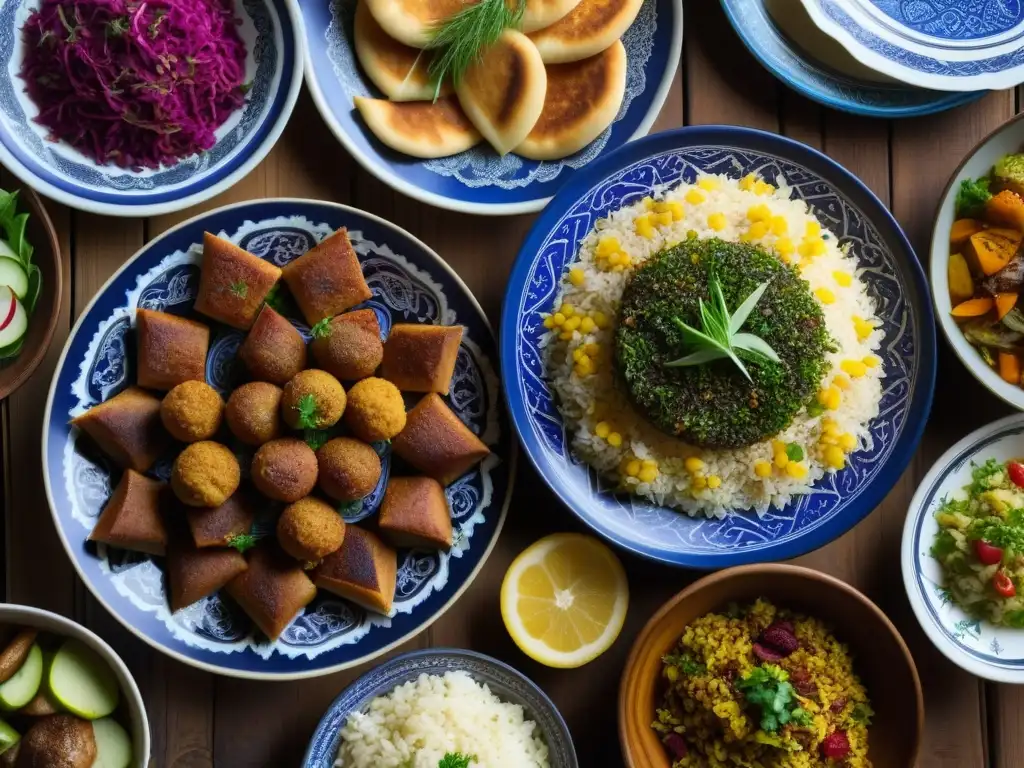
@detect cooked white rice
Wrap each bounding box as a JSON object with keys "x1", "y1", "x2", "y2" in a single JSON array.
[
  {"x1": 334, "y1": 671, "x2": 550, "y2": 768},
  {"x1": 543, "y1": 172, "x2": 884, "y2": 518}
]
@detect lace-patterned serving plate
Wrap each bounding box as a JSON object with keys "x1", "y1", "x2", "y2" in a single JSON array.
[
  {"x1": 42, "y1": 200, "x2": 513, "y2": 679},
  {"x1": 500, "y1": 126, "x2": 936, "y2": 568},
  {"x1": 0, "y1": 0, "x2": 303, "y2": 217},
  {"x1": 298, "y1": 0, "x2": 682, "y2": 215}
]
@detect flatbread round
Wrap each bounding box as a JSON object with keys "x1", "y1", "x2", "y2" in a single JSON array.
[
  {"x1": 455, "y1": 29, "x2": 548, "y2": 156},
  {"x1": 529, "y1": 0, "x2": 643, "y2": 63},
  {"x1": 363, "y1": 0, "x2": 465, "y2": 48},
  {"x1": 516, "y1": 39, "x2": 625, "y2": 160},
  {"x1": 354, "y1": 96, "x2": 482, "y2": 158},
  {"x1": 354, "y1": 2, "x2": 451, "y2": 101},
  {"x1": 522, "y1": 0, "x2": 582, "y2": 33}
]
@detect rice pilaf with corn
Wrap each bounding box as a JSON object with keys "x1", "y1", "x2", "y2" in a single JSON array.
[{"x1": 653, "y1": 599, "x2": 873, "y2": 767}]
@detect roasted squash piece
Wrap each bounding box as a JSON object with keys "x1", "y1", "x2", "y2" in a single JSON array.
[
  {"x1": 951, "y1": 297, "x2": 994, "y2": 318},
  {"x1": 986, "y1": 190, "x2": 1024, "y2": 231},
  {"x1": 951, "y1": 219, "x2": 984, "y2": 248},
  {"x1": 966, "y1": 228, "x2": 1022, "y2": 276},
  {"x1": 999, "y1": 351, "x2": 1021, "y2": 384},
  {"x1": 995, "y1": 292, "x2": 1019, "y2": 321},
  {"x1": 948, "y1": 253, "x2": 974, "y2": 304}
]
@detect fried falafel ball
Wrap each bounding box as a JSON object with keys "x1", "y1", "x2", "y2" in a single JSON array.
[
  {"x1": 172, "y1": 441, "x2": 240, "y2": 507},
  {"x1": 317, "y1": 437, "x2": 382, "y2": 502},
  {"x1": 281, "y1": 370, "x2": 347, "y2": 431},
  {"x1": 276, "y1": 497, "x2": 346, "y2": 564},
  {"x1": 225, "y1": 382, "x2": 283, "y2": 446},
  {"x1": 310, "y1": 312, "x2": 383, "y2": 381},
  {"x1": 160, "y1": 381, "x2": 225, "y2": 443},
  {"x1": 251, "y1": 438, "x2": 318, "y2": 502},
  {"x1": 343, "y1": 377, "x2": 406, "y2": 442}
]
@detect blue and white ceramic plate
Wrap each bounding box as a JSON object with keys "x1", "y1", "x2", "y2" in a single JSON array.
[
  {"x1": 0, "y1": 0, "x2": 302, "y2": 217},
  {"x1": 303, "y1": 648, "x2": 578, "y2": 768},
  {"x1": 801, "y1": 0, "x2": 1024, "y2": 91},
  {"x1": 298, "y1": 0, "x2": 682, "y2": 215},
  {"x1": 902, "y1": 414, "x2": 1024, "y2": 684},
  {"x1": 721, "y1": 0, "x2": 983, "y2": 117},
  {"x1": 501, "y1": 126, "x2": 936, "y2": 568},
  {"x1": 42, "y1": 200, "x2": 514, "y2": 679}
]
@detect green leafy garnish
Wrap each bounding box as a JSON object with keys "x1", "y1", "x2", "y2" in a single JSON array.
[
  {"x1": 438, "y1": 753, "x2": 473, "y2": 768},
  {"x1": 105, "y1": 15, "x2": 129, "y2": 37},
  {"x1": 791, "y1": 708, "x2": 813, "y2": 727},
  {"x1": 806, "y1": 400, "x2": 825, "y2": 417},
  {"x1": 240, "y1": 81, "x2": 253, "y2": 95},
  {"x1": 226, "y1": 533, "x2": 258, "y2": 553},
  {"x1": 294, "y1": 394, "x2": 320, "y2": 430},
  {"x1": 263, "y1": 282, "x2": 288, "y2": 313},
  {"x1": 0, "y1": 189, "x2": 40, "y2": 336},
  {"x1": 304, "y1": 429, "x2": 329, "y2": 451},
  {"x1": 968, "y1": 458, "x2": 1002, "y2": 495},
  {"x1": 57, "y1": 5, "x2": 80, "y2": 43},
  {"x1": 310, "y1": 317, "x2": 332, "y2": 340},
  {"x1": 850, "y1": 702, "x2": 874, "y2": 725},
  {"x1": 229, "y1": 280, "x2": 248, "y2": 299},
  {"x1": 735, "y1": 665, "x2": 808, "y2": 734},
  {"x1": 662, "y1": 653, "x2": 706, "y2": 676},
  {"x1": 338, "y1": 499, "x2": 363, "y2": 517},
  {"x1": 665, "y1": 273, "x2": 781, "y2": 382},
  {"x1": 955, "y1": 177, "x2": 992, "y2": 218},
  {"x1": 785, "y1": 443, "x2": 803, "y2": 462},
  {"x1": 931, "y1": 529, "x2": 959, "y2": 559},
  {"x1": 426, "y1": 0, "x2": 525, "y2": 100}
]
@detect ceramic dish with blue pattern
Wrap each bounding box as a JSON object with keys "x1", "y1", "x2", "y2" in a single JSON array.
[
  {"x1": 801, "y1": 0, "x2": 1024, "y2": 92},
  {"x1": 298, "y1": 0, "x2": 682, "y2": 215},
  {"x1": 902, "y1": 413, "x2": 1024, "y2": 684},
  {"x1": 720, "y1": 0, "x2": 983, "y2": 117},
  {"x1": 0, "y1": 0, "x2": 303, "y2": 217},
  {"x1": 41, "y1": 199, "x2": 513, "y2": 679},
  {"x1": 302, "y1": 648, "x2": 577, "y2": 768},
  {"x1": 500, "y1": 126, "x2": 936, "y2": 568}
]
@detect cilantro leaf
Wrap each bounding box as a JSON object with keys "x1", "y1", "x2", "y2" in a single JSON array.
[
  {"x1": 226, "y1": 532, "x2": 258, "y2": 553},
  {"x1": 229, "y1": 280, "x2": 248, "y2": 299},
  {"x1": 304, "y1": 428, "x2": 329, "y2": 451},
  {"x1": 785, "y1": 443, "x2": 804, "y2": 462},
  {"x1": 791, "y1": 707, "x2": 814, "y2": 727},
  {"x1": 736, "y1": 665, "x2": 805, "y2": 734},
  {"x1": 310, "y1": 317, "x2": 332, "y2": 339},
  {"x1": 955, "y1": 177, "x2": 992, "y2": 218},
  {"x1": 438, "y1": 753, "x2": 472, "y2": 768},
  {"x1": 931, "y1": 529, "x2": 959, "y2": 559},
  {"x1": 294, "y1": 394, "x2": 320, "y2": 430},
  {"x1": 850, "y1": 702, "x2": 874, "y2": 725},
  {"x1": 662, "y1": 653, "x2": 706, "y2": 677}
]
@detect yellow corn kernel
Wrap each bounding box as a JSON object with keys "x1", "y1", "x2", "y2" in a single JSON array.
[
  {"x1": 852, "y1": 316, "x2": 874, "y2": 341},
  {"x1": 798, "y1": 240, "x2": 816, "y2": 259},
  {"x1": 625, "y1": 460, "x2": 641, "y2": 477},
  {"x1": 642, "y1": 197, "x2": 655, "y2": 210},
  {"x1": 833, "y1": 270, "x2": 852, "y2": 287},
  {"x1": 805, "y1": 220, "x2": 821, "y2": 238},
  {"x1": 747, "y1": 204, "x2": 771, "y2": 222},
  {"x1": 774, "y1": 236, "x2": 795, "y2": 258},
  {"x1": 641, "y1": 459, "x2": 658, "y2": 470},
  {"x1": 559, "y1": 331, "x2": 573, "y2": 341},
  {"x1": 863, "y1": 354, "x2": 881, "y2": 369},
  {"x1": 607, "y1": 251, "x2": 623, "y2": 267},
  {"x1": 839, "y1": 433, "x2": 857, "y2": 451},
  {"x1": 832, "y1": 374, "x2": 850, "y2": 390},
  {"x1": 786, "y1": 462, "x2": 808, "y2": 479},
  {"x1": 667, "y1": 201, "x2": 684, "y2": 221},
  {"x1": 638, "y1": 467, "x2": 659, "y2": 484},
  {"x1": 841, "y1": 359, "x2": 867, "y2": 378},
  {"x1": 815, "y1": 288, "x2": 836, "y2": 305},
  {"x1": 754, "y1": 461, "x2": 772, "y2": 478},
  {"x1": 655, "y1": 211, "x2": 673, "y2": 227},
  {"x1": 691, "y1": 473, "x2": 707, "y2": 490},
  {"x1": 620, "y1": 253, "x2": 633, "y2": 266},
  {"x1": 594, "y1": 421, "x2": 611, "y2": 439},
  {"x1": 707, "y1": 474, "x2": 722, "y2": 489},
  {"x1": 684, "y1": 457, "x2": 705, "y2": 474},
  {"x1": 543, "y1": 316, "x2": 555, "y2": 329},
  {"x1": 811, "y1": 238, "x2": 827, "y2": 257},
  {"x1": 685, "y1": 189, "x2": 706, "y2": 205},
  {"x1": 584, "y1": 342, "x2": 600, "y2": 356},
  {"x1": 563, "y1": 316, "x2": 581, "y2": 332},
  {"x1": 579, "y1": 316, "x2": 596, "y2": 334},
  {"x1": 708, "y1": 213, "x2": 727, "y2": 231},
  {"x1": 568, "y1": 268, "x2": 585, "y2": 286},
  {"x1": 572, "y1": 347, "x2": 585, "y2": 362},
  {"x1": 596, "y1": 237, "x2": 620, "y2": 257},
  {"x1": 771, "y1": 440, "x2": 787, "y2": 454},
  {"x1": 769, "y1": 216, "x2": 789, "y2": 236},
  {"x1": 698, "y1": 177, "x2": 720, "y2": 191},
  {"x1": 774, "y1": 452, "x2": 789, "y2": 469},
  {"x1": 574, "y1": 360, "x2": 593, "y2": 377},
  {"x1": 818, "y1": 386, "x2": 841, "y2": 410},
  {"x1": 592, "y1": 311, "x2": 609, "y2": 329},
  {"x1": 824, "y1": 445, "x2": 845, "y2": 470},
  {"x1": 552, "y1": 312, "x2": 566, "y2": 326},
  {"x1": 607, "y1": 432, "x2": 623, "y2": 448},
  {"x1": 739, "y1": 173, "x2": 757, "y2": 191},
  {"x1": 560, "y1": 303, "x2": 575, "y2": 317},
  {"x1": 748, "y1": 221, "x2": 768, "y2": 239},
  {"x1": 636, "y1": 218, "x2": 655, "y2": 239},
  {"x1": 754, "y1": 180, "x2": 774, "y2": 195},
  {"x1": 611, "y1": 265, "x2": 624, "y2": 273}
]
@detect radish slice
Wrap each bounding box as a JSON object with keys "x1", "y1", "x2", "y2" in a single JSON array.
[
  {"x1": 0, "y1": 257, "x2": 28, "y2": 300},
  {"x1": 0, "y1": 288, "x2": 27, "y2": 348}
]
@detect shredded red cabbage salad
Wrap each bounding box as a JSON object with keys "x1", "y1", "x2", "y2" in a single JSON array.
[{"x1": 20, "y1": 0, "x2": 249, "y2": 171}]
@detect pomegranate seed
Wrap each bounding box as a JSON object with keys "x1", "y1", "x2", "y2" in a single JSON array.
[
  {"x1": 752, "y1": 642, "x2": 784, "y2": 662},
  {"x1": 1008, "y1": 461, "x2": 1024, "y2": 488},
  {"x1": 664, "y1": 733, "x2": 688, "y2": 759},
  {"x1": 821, "y1": 730, "x2": 851, "y2": 760},
  {"x1": 759, "y1": 622, "x2": 800, "y2": 656},
  {"x1": 974, "y1": 539, "x2": 1004, "y2": 566},
  {"x1": 994, "y1": 570, "x2": 1016, "y2": 598}
]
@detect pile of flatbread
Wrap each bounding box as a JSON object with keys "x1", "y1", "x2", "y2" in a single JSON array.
[{"x1": 353, "y1": 0, "x2": 643, "y2": 161}]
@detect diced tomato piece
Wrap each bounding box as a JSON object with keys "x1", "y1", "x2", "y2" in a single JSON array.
[
  {"x1": 994, "y1": 570, "x2": 1016, "y2": 598},
  {"x1": 1008, "y1": 461, "x2": 1024, "y2": 488},
  {"x1": 974, "y1": 539, "x2": 1004, "y2": 566}
]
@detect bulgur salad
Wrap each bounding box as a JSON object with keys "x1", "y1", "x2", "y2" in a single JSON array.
[{"x1": 653, "y1": 599, "x2": 873, "y2": 768}]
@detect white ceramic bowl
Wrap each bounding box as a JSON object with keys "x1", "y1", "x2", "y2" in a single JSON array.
[
  {"x1": 0, "y1": 603, "x2": 150, "y2": 765},
  {"x1": 902, "y1": 413, "x2": 1024, "y2": 683},
  {"x1": 930, "y1": 114, "x2": 1024, "y2": 411}
]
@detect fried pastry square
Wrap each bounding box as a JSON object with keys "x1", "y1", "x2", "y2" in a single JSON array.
[
  {"x1": 167, "y1": 543, "x2": 248, "y2": 612},
  {"x1": 281, "y1": 229, "x2": 372, "y2": 325},
  {"x1": 194, "y1": 233, "x2": 283, "y2": 330},
  {"x1": 380, "y1": 324, "x2": 463, "y2": 395},
  {"x1": 312, "y1": 526, "x2": 397, "y2": 615},
  {"x1": 225, "y1": 545, "x2": 317, "y2": 640},
  {"x1": 378, "y1": 476, "x2": 452, "y2": 550},
  {"x1": 89, "y1": 469, "x2": 168, "y2": 556},
  {"x1": 71, "y1": 386, "x2": 168, "y2": 472},
  {"x1": 186, "y1": 491, "x2": 254, "y2": 548},
  {"x1": 135, "y1": 309, "x2": 210, "y2": 391},
  {"x1": 391, "y1": 394, "x2": 490, "y2": 485}
]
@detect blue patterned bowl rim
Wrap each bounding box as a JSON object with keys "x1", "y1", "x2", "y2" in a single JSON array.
[
  {"x1": 499, "y1": 125, "x2": 937, "y2": 568},
  {"x1": 302, "y1": 648, "x2": 578, "y2": 768},
  {"x1": 0, "y1": 0, "x2": 303, "y2": 217},
  {"x1": 297, "y1": 0, "x2": 683, "y2": 216},
  {"x1": 718, "y1": 0, "x2": 984, "y2": 118},
  {"x1": 41, "y1": 198, "x2": 516, "y2": 680}
]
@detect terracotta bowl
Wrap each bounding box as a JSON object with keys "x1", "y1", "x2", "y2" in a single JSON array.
[
  {"x1": 0, "y1": 188, "x2": 61, "y2": 400},
  {"x1": 619, "y1": 564, "x2": 923, "y2": 768}
]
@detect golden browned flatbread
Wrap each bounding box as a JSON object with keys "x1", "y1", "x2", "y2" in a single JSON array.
[
  {"x1": 354, "y1": 96, "x2": 482, "y2": 158},
  {"x1": 354, "y1": 1, "x2": 451, "y2": 100},
  {"x1": 522, "y1": 0, "x2": 582, "y2": 32},
  {"x1": 455, "y1": 29, "x2": 547, "y2": 156},
  {"x1": 529, "y1": 0, "x2": 643, "y2": 63},
  {"x1": 516, "y1": 39, "x2": 625, "y2": 160},
  {"x1": 363, "y1": 0, "x2": 465, "y2": 48}
]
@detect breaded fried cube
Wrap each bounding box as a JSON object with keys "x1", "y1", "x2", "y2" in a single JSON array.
[
  {"x1": 378, "y1": 476, "x2": 452, "y2": 550},
  {"x1": 380, "y1": 324, "x2": 463, "y2": 395},
  {"x1": 194, "y1": 233, "x2": 283, "y2": 330},
  {"x1": 238, "y1": 305, "x2": 307, "y2": 385},
  {"x1": 309, "y1": 309, "x2": 383, "y2": 381},
  {"x1": 225, "y1": 545, "x2": 317, "y2": 640},
  {"x1": 281, "y1": 229, "x2": 372, "y2": 324},
  {"x1": 135, "y1": 309, "x2": 210, "y2": 391},
  {"x1": 71, "y1": 386, "x2": 168, "y2": 472},
  {"x1": 391, "y1": 394, "x2": 489, "y2": 485},
  {"x1": 186, "y1": 491, "x2": 254, "y2": 548},
  {"x1": 312, "y1": 526, "x2": 397, "y2": 615},
  {"x1": 89, "y1": 469, "x2": 168, "y2": 556},
  {"x1": 167, "y1": 543, "x2": 248, "y2": 612}
]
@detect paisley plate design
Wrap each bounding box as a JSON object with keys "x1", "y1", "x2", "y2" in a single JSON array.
[
  {"x1": 0, "y1": 0, "x2": 302, "y2": 217},
  {"x1": 720, "y1": 0, "x2": 983, "y2": 117},
  {"x1": 501, "y1": 126, "x2": 935, "y2": 568},
  {"x1": 299, "y1": 0, "x2": 682, "y2": 215},
  {"x1": 43, "y1": 200, "x2": 513, "y2": 679},
  {"x1": 801, "y1": 0, "x2": 1024, "y2": 91},
  {"x1": 903, "y1": 414, "x2": 1024, "y2": 684},
  {"x1": 302, "y1": 649, "x2": 578, "y2": 768}
]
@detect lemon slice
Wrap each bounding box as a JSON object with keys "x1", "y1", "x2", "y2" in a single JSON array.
[{"x1": 500, "y1": 533, "x2": 629, "y2": 668}]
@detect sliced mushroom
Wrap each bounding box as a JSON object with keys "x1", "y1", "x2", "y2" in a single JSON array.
[{"x1": 0, "y1": 630, "x2": 37, "y2": 685}]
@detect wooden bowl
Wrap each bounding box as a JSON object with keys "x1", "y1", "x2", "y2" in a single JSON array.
[
  {"x1": 619, "y1": 564, "x2": 923, "y2": 768},
  {"x1": 0, "y1": 188, "x2": 62, "y2": 400}
]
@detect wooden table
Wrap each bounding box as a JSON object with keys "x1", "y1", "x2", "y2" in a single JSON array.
[{"x1": 4, "y1": 6, "x2": 1022, "y2": 767}]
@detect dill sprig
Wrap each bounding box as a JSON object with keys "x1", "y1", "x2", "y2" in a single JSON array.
[{"x1": 426, "y1": 0, "x2": 525, "y2": 101}]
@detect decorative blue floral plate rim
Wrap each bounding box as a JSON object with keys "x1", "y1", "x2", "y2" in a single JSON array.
[
  {"x1": 500, "y1": 125, "x2": 936, "y2": 569},
  {"x1": 719, "y1": 0, "x2": 983, "y2": 117},
  {"x1": 0, "y1": 0, "x2": 303, "y2": 217},
  {"x1": 42, "y1": 198, "x2": 515, "y2": 680},
  {"x1": 297, "y1": 0, "x2": 682, "y2": 215},
  {"x1": 302, "y1": 648, "x2": 578, "y2": 768}
]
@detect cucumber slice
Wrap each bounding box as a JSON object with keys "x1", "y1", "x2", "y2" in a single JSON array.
[
  {"x1": 91, "y1": 718, "x2": 132, "y2": 768},
  {"x1": 0, "y1": 287, "x2": 26, "y2": 349},
  {"x1": 0, "y1": 258, "x2": 28, "y2": 301},
  {"x1": 0, "y1": 241, "x2": 17, "y2": 264},
  {"x1": 0, "y1": 718, "x2": 18, "y2": 754},
  {"x1": 48, "y1": 640, "x2": 119, "y2": 720},
  {"x1": 0, "y1": 645, "x2": 41, "y2": 711}
]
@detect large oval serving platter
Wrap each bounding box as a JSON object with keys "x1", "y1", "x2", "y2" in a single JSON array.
[
  {"x1": 42, "y1": 200, "x2": 513, "y2": 679},
  {"x1": 298, "y1": 0, "x2": 682, "y2": 216},
  {"x1": 501, "y1": 126, "x2": 936, "y2": 568},
  {"x1": 0, "y1": 0, "x2": 303, "y2": 217}
]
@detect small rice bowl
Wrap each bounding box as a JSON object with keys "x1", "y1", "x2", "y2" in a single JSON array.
[
  {"x1": 543, "y1": 173, "x2": 884, "y2": 518},
  {"x1": 334, "y1": 671, "x2": 550, "y2": 768}
]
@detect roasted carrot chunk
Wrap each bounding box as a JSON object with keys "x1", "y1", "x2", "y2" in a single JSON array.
[
  {"x1": 951, "y1": 297, "x2": 994, "y2": 318},
  {"x1": 986, "y1": 190, "x2": 1024, "y2": 231},
  {"x1": 999, "y1": 351, "x2": 1021, "y2": 384},
  {"x1": 996, "y1": 292, "x2": 1019, "y2": 320},
  {"x1": 951, "y1": 218, "x2": 984, "y2": 248}
]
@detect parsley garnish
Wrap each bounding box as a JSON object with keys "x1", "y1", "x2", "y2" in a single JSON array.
[
  {"x1": 229, "y1": 280, "x2": 248, "y2": 299},
  {"x1": 785, "y1": 443, "x2": 804, "y2": 462},
  {"x1": 850, "y1": 702, "x2": 874, "y2": 725},
  {"x1": 438, "y1": 753, "x2": 473, "y2": 768},
  {"x1": 294, "y1": 394, "x2": 320, "y2": 430},
  {"x1": 105, "y1": 16, "x2": 129, "y2": 37},
  {"x1": 735, "y1": 665, "x2": 810, "y2": 733},
  {"x1": 310, "y1": 317, "x2": 332, "y2": 340},
  {"x1": 955, "y1": 177, "x2": 992, "y2": 218},
  {"x1": 662, "y1": 653, "x2": 706, "y2": 677},
  {"x1": 931, "y1": 529, "x2": 958, "y2": 559},
  {"x1": 226, "y1": 533, "x2": 258, "y2": 553},
  {"x1": 968, "y1": 458, "x2": 1002, "y2": 495},
  {"x1": 304, "y1": 429, "x2": 329, "y2": 451}
]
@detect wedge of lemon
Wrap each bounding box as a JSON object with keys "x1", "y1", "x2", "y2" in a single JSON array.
[{"x1": 500, "y1": 533, "x2": 629, "y2": 668}]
